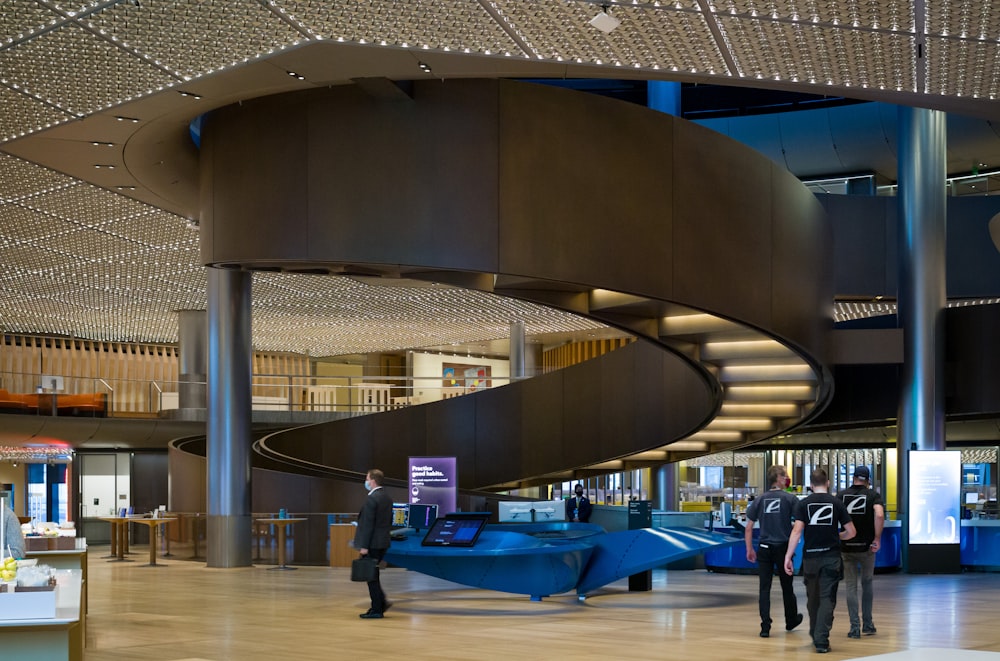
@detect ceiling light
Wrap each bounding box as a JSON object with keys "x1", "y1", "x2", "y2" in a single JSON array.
[
  {"x1": 286, "y1": 71, "x2": 305, "y2": 80},
  {"x1": 589, "y1": 5, "x2": 621, "y2": 33},
  {"x1": 177, "y1": 91, "x2": 202, "y2": 99},
  {"x1": 114, "y1": 116, "x2": 140, "y2": 123},
  {"x1": 418, "y1": 61, "x2": 432, "y2": 74}
]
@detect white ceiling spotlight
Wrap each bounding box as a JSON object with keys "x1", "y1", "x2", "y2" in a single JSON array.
[{"x1": 589, "y1": 4, "x2": 621, "y2": 34}]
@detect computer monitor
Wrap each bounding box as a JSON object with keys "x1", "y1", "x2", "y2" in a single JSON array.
[
  {"x1": 391, "y1": 503, "x2": 409, "y2": 528},
  {"x1": 407, "y1": 503, "x2": 438, "y2": 531},
  {"x1": 531, "y1": 500, "x2": 566, "y2": 521},
  {"x1": 498, "y1": 501, "x2": 534, "y2": 522},
  {"x1": 420, "y1": 513, "x2": 489, "y2": 547}
]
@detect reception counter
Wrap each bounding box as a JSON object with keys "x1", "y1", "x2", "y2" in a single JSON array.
[
  {"x1": 960, "y1": 519, "x2": 1000, "y2": 570},
  {"x1": 705, "y1": 519, "x2": 902, "y2": 573}
]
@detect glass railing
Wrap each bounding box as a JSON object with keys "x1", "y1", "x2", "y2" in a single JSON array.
[{"x1": 0, "y1": 371, "x2": 525, "y2": 418}]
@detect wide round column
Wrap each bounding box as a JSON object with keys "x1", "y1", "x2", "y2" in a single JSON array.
[
  {"x1": 206, "y1": 266, "x2": 253, "y2": 567},
  {"x1": 896, "y1": 106, "x2": 947, "y2": 571},
  {"x1": 654, "y1": 463, "x2": 679, "y2": 511}
]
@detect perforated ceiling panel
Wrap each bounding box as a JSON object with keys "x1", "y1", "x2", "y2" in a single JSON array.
[{"x1": 0, "y1": 0, "x2": 997, "y2": 355}]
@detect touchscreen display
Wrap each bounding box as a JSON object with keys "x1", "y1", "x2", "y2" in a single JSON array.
[{"x1": 420, "y1": 515, "x2": 489, "y2": 547}]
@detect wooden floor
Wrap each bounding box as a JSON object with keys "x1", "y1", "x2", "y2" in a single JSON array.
[{"x1": 81, "y1": 546, "x2": 1000, "y2": 661}]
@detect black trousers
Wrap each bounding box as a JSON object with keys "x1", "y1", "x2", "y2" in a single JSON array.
[
  {"x1": 365, "y1": 547, "x2": 388, "y2": 613},
  {"x1": 756, "y1": 542, "x2": 798, "y2": 629},
  {"x1": 803, "y1": 554, "x2": 843, "y2": 649}
]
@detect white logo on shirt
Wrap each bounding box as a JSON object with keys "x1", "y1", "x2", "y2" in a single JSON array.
[
  {"x1": 844, "y1": 494, "x2": 867, "y2": 515},
  {"x1": 765, "y1": 499, "x2": 782, "y2": 514},
  {"x1": 808, "y1": 503, "x2": 834, "y2": 525}
]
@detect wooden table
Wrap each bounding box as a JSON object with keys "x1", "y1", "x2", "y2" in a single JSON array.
[
  {"x1": 97, "y1": 517, "x2": 132, "y2": 562},
  {"x1": 255, "y1": 518, "x2": 306, "y2": 570},
  {"x1": 127, "y1": 518, "x2": 176, "y2": 566}
]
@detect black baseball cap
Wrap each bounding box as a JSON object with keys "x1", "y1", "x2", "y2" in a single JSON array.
[{"x1": 853, "y1": 466, "x2": 871, "y2": 480}]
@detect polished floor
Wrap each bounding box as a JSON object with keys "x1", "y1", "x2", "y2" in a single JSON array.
[{"x1": 82, "y1": 546, "x2": 1000, "y2": 661}]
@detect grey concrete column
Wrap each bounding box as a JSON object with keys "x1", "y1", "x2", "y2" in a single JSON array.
[
  {"x1": 509, "y1": 320, "x2": 525, "y2": 379},
  {"x1": 177, "y1": 309, "x2": 207, "y2": 409},
  {"x1": 896, "y1": 106, "x2": 947, "y2": 569},
  {"x1": 654, "y1": 463, "x2": 679, "y2": 511},
  {"x1": 647, "y1": 81, "x2": 681, "y2": 116},
  {"x1": 206, "y1": 267, "x2": 253, "y2": 567}
]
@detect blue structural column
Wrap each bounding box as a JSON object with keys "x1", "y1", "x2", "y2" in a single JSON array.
[
  {"x1": 647, "y1": 81, "x2": 681, "y2": 116},
  {"x1": 654, "y1": 464, "x2": 679, "y2": 511},
  {"x1": 896, "y1": 106, "x2": 947, "y2": 571},
  {"x1": 206, "y1": 267, "x2": 253, "y2": 567}
]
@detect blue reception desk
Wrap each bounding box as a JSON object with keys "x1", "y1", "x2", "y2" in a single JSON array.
[
  {"x1": 960, "y1": 520, "x2": 1000, "y2": 570},
  {"x1": 705, "y1": 519, "x2": 903, "y2": 573}
]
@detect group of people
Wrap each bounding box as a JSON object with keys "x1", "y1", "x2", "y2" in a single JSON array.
[
  {"x1": 745, "y1": 465, "x2": 885, "y2": 654},
  {"x1": 353, "y1": 464, "x2": 881, "y2": 651}
]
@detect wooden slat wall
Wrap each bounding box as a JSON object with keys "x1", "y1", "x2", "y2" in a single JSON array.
[
  {"x1": 0, "y1": 333, "x2": 311, "y2": 414},
  {"x1": 542, "y1": 337, "x2": 633, "y2": 373}
]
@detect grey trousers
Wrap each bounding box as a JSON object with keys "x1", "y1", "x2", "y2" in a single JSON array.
[{"x1": 841, "y1": 550, "x2": 876, "y2": 630}]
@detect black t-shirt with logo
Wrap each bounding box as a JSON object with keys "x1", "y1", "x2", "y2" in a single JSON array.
[
  {"x1": 838, "y1": 484, "x2": 884, "y2": 552},
  {"x1": 792, "y1": 492, "x2": 853, "y2": 558},
  {"x1": 745, "y1": 489, "x2": 798, "y2": 545}
]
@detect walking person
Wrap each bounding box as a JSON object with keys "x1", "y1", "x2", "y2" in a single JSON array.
[
  {"x1": 839, "y1": 465, "x2": 885, "y2": 638},
  {"x1": 745, "y1": 465, "x2": 803, "y2": 637},
  {"x1": 784, "y1": 468, "x2": 856, "y2": 654},
  {"x1": 354, "y1": 468, "x2": 393, "y2": 619}
]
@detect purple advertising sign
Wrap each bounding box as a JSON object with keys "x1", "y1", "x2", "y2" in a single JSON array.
[{"x1": 409, "y1": 456, "x2": 457, "y2": 516}]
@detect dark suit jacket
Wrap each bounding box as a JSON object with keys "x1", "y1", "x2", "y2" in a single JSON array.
[
  {"x1": 354, "y1": 486, "x2": 393, "y2": 551},
  {"x1": 565, "y1": 495, "x2": 593, "y2": 523}
]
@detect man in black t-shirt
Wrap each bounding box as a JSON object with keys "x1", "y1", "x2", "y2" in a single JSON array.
[
  {"x1": 784, "y1": 469, "x2": 856, "y2": 654},
  {"x1": 745, "y1": 465, "x2": 803, "y2": 637},
  {"x1": 839, "y1": 465, "x2": 885, "y2": 638}
]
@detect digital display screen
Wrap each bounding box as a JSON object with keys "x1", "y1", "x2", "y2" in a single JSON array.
[
  {"x1": 407, "y1": 503, "x2": 438, "y2": 530},
  {"x1": 420, "y1": 514, "x2": 489, "y2": 547},
  {"x1": 909, "y1": 450, "x2": 960, "y2": 545},
  {"x1": 391, "y1": 503, "x2": 409, "y2": 528}
]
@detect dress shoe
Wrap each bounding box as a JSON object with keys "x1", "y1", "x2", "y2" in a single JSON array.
[
  {"x1": 815, "y1": 645, "x2": 830, "y2": 654},
  {"x1": 759, "y1": 629, "x2": 769, "y2": 638},
  {"x1": 862, "y1": 625, "x2": 877, "y2": 635},
  {"x1": 786, "y1": 613, "x2": 804, "y2": 631},
  {"x1": 359, "y1": 611, "x2": 384, "y2": 619},
  {"x1": 847, "y1": 627, "x2": 861, "y2": 639}
]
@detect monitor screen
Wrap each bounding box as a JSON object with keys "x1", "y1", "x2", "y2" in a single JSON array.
[
  {"x1": 407, "y1": 503, "x2": 439, "y2": 530},
  {"x1": 498, "y1": 501, "x2": 534, "y2": 522},
  {"x1": 420, "y1": 513, "x2": 489, "y2": 547},
  {"x1": 391, "y1": 503, "x2": 409, "y2": 528}
]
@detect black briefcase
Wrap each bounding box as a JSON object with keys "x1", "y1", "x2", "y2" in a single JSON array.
[{"x1": 351, "y1": 556, "x2": 378, "y2": 582}]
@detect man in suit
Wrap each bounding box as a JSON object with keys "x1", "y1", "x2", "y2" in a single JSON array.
[
  {"x1": 354, "y1": 468, "x2": 393, "y2": 619},
  {"x1": 565, "y1": 483, "x2": 592, "y2": 523}
]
